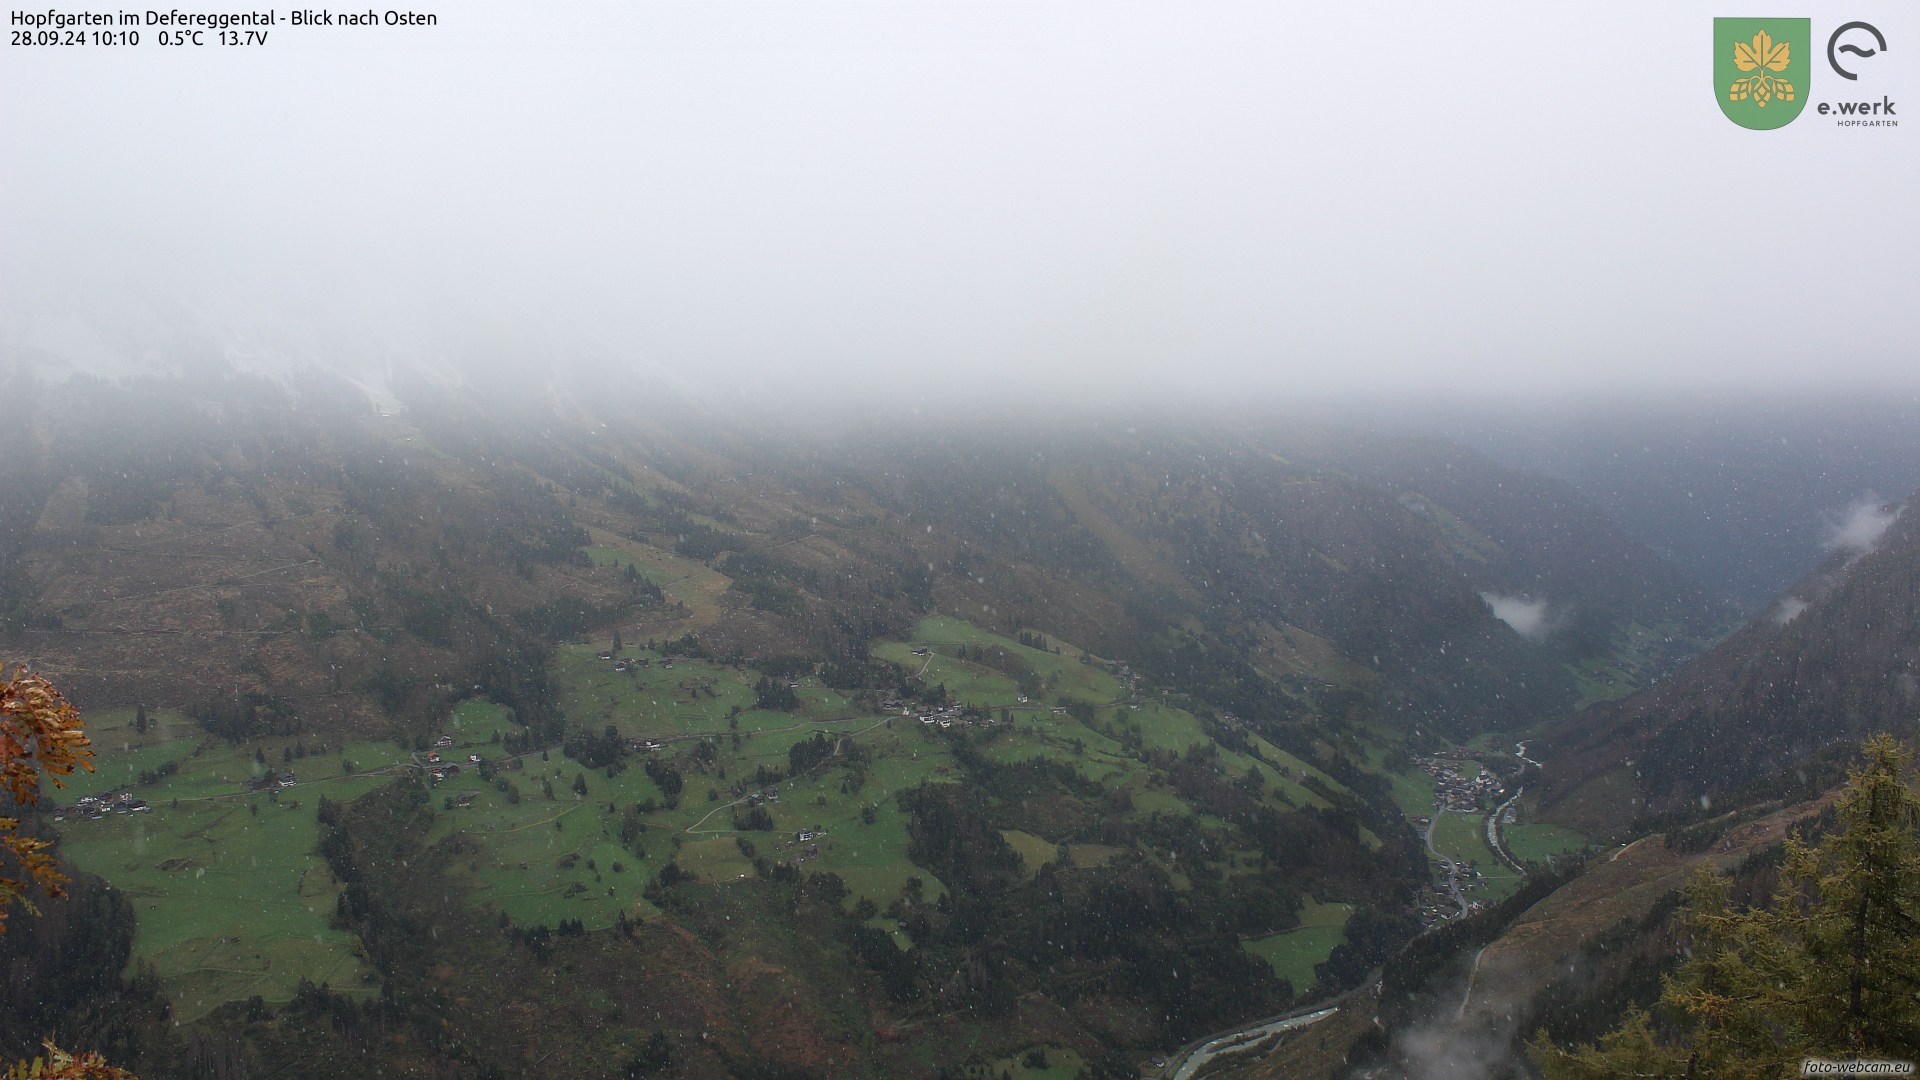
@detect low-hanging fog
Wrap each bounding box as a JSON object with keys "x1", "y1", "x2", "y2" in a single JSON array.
[{"x1": 3, "y1": 1, "x2": 1916, "y2": 416}]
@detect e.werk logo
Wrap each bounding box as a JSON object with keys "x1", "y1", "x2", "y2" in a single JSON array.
[
  {"x1": 1716, "y1": 18, "x2": 1812, "y2": 128},
  {"x1": 1715, "y1": 17, "x2": 1897, "y2": 129},
  {"x1": 1828, "y1": 21, "x2": 1888, "y2": 80}
]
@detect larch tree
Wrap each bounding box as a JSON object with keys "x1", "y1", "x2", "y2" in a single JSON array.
[
  {"x1": 1531, "y1": 734, "x2": 1920, "y2": 1077},
  {"x1": 1, "y1": 668, "x2": 96, "y2": 931},
  {"x1": 1, "y1": 667, "x2": 140, "y2": 1079}
]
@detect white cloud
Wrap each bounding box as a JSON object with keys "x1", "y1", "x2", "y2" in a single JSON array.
[
  {"x1": 1822, "y1": 496, "x2": 1903, "y2": 559},
  {"x1": 1482, "y1": 592, "x2": 1550, "y2": 642}
]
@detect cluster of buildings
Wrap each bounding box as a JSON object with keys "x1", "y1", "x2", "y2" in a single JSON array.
[
  {"x1": 911, "y1": 703, "x2": 982, "y2": 729},
  {"x1": 596, "y1": 652, "x2": 678, "y2": 672},
  {"x1": 1417, "y1": 880, "x2": 1486, "y2": 925},
  {"x1": 52, "y1": 791, "x2": 152, "y2": 821},
  {"x1": 1418, "y1": 754, "x2": 1506, "y2": 812},
  {"x1": 423, "y1": 737, "x2": 484, "y2": 783},
  {"x1": 243, "y1": 772, "x2": 299, "y2": 792}
]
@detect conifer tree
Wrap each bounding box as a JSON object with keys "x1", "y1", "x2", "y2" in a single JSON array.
[{"x1": 1531, "y1": 734, "x2": 1920, "y2": 1076}]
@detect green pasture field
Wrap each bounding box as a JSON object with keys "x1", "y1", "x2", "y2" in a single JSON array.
[
  {"x1": 584, "y1": 544, "x2": 680, "y2": 586},
  {"x1": 555, "y1": 644, "x2": 862, "y2": 740},
  {"x1": 581, "y1": 526, "x2": 734, "y2": 620},
  {"x1": 978, "y1": 717, "x2": 1135, "y2": 788},
  {"x1": 1474, "y1": 858, "x2": 1525, "y2": 902},
  {"x1": 1242, "y1": 899, "x2": 1353, "y2": 997},
  {"x1": 871, "y1": 642, "x2": 1029, "y2": 712},
  {"x1": 887, "y1": 615, "x2": 1129, "y2": 705},
  {"x1": 54, "y1": 727, "x2": 420, "y2": 1021},
  {"x1": 446, "y1": 698, "x2": 519, "y2": 743},
  {"x1": 1382, "y1": 765, "x2": 1437, "y2": 819},
  {"x1": 676, "y1": 836, "x2": 756, "y2": 882},
  {"x1": 421, "y1": 701, "x2": 952, "y2": 924},
  {"x1": 1430, "y1": 809, "x2": 1490, "y2": 867},
  {"x1": 1248, "y1": 733, "x2": 1347, "y2": 802},
  {"x1": 1127, "y1": 702, "x2": 1208, "y2": 754},
  {"x1": 424, "y1": 761, "x2": 661, "y2": 930},
  {"x1": 1430, "y1": 810, "x2": 1526, "y2": 902},
  {"x1": 1068, "y1": 844, "x2": 1122, "y2": 869},
  {"x1": 978, "y1": 1045, "x2": 1088, "y2": 1080},
  {"x1": 583, "y1": 525, "x2": 730, "y2": 577},
  {"x1": 864, "y1": 915, "x2": 912, "y2": 951},
  {"x1": 735, "y1": 717, "x2": 954, "y2": 909},
  {"x1": 1474, "y1": 857, "x2": 1520, "y2": 899},
  {"x1": 1504, "y1": 822, "x2": 1588, "y2": 864},
  {"x1": 549, "y1": 638, "x2": 970, "y2": 912},
  {"x1": 1001, "y1": 829, "x2": 1060, "y2": 876},
  {"x1": 807, "y1": 800, "x2": 935, "y2": 910}
]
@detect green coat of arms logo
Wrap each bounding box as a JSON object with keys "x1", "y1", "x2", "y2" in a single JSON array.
[{"x1": 1715, "y1": 18, "x2": 1812, "y2": 128}]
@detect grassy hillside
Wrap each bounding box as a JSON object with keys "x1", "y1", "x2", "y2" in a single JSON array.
[
  {"x1": 38, "y1": 613, "x2": 1469, "y2": 1075},
  {"x1": 0, "y1": 373, "x2": 1731, "y2": 1077}
]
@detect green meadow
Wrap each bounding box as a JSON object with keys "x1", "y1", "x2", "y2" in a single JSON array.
[
  {"x1": 1430, "y1": 810, "x2": 1525, "y2": 902},
  {"x1": 1430, "y1": 810, "x2": 1489, "y2": 867},
  {"x1": 1001, "y1": 829, "x2": 1061, "y2": 877},
  {"x1": 873, "y1": 615, "x2": 1130, "y2": 707},
  {"x1": 55, "y1": 719, "x2": 420, "y2": 1020},
  {"x1": 980, "y1": 1045, "x2": 1088, "y2": 1080},
  {"x1": 555, "y1": 644, "x2": 860, "y2": 740},
  {"x1": 1242, "y1": 899, "x2": 1354, "y2": 997},
  {"x1": 1504, "y1": 822, "x2": 1588, "y2": 864}
]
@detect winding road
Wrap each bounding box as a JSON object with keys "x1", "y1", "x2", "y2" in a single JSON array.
[{"x1": 1167, "y1": 1006, "x2": 1340, "y2": 1080}]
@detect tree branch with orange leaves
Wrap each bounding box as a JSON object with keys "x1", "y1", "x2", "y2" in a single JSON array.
[{"x1": 1, "y1": 666, "x2": 96, "y2": 932}]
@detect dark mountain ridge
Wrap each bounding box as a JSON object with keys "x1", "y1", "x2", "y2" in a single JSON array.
[
  {"x1": 1535, "y1": 492, "x2": 1918, "y2": 836},
  {"x1": 1, "y1": 372, "x2": 1726, "y2": 745}
]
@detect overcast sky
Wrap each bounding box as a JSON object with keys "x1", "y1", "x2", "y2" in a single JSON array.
[{"x1": 3, "y1": 2, "x2": 1914, "y2": 409}]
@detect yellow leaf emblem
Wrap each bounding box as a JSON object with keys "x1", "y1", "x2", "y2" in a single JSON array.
[{"x1": 1728, "y1": 31, "x2": 1795, "y2": 107}]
